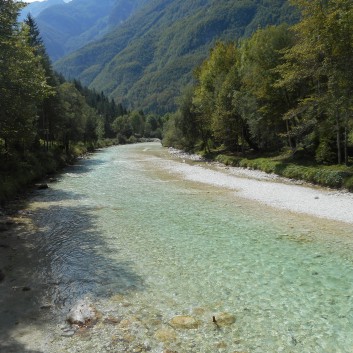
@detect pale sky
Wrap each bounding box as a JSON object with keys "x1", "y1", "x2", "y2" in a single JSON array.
[{"x1": 21, "y1": 0, "x2": 71, "y2": 3}]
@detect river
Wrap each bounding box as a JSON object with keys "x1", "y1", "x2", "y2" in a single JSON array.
[{"x1": 1, "y1": 142, "x2": 353, "y2": 353}]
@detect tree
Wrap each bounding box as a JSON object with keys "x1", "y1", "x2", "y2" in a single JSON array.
[
  {"x1": 278, "y1": 0, "x2": 353, "y2": 163},
  {"x1": 24, "y1": 13, "x2": 58, "y2": 149},
  {"x1": 240, "y1": 24, "x2": 295, "y2": 151},
  {"x1": 55, "y1": 83, "x2": 92, "y2": 150},
  {"x1": 0, "y1": 0, "x2": 52, "y2": 152},
  {"x1": 193, "y1": 42, "x2": 238, "y2": 151}
]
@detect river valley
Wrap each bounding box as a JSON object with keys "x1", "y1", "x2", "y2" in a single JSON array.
[{"x1": 1, "y1": 142, "x2": 353, "y2": 353}]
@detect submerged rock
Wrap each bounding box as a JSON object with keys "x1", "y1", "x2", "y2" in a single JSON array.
[
  {"x1": 154, "y1": 328, "x2": 177, "y2": 342},
  {"x1": 61, "y1": 328, "x2": 76, "y2": 337},
  {"x1": 213, "y1": 312, "x2": 236, "y2": 326},
  {"x1": 67, "y1": 299, "x2": 98, "y2": 326},
  {"x1": 169, "y1": 315, "x2": 200, "y2": 329}
]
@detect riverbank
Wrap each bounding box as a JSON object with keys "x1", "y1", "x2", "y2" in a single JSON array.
[
  {"x1": 166, "y1": 147, "x2": 353, "y2": 224},
  {"x1": 0, "y1": 139, "x2": 122, "y2": 207},
  {"x1": 168, "y1": 148, "x2": 353, "y2": 191}
]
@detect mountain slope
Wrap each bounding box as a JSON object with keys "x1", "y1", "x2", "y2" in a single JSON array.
[
  {"x1": 54, "y1": 0, "x2": 299, "y2": 113},
  {"x1": 35, "y1": 0, "x2": 148, "y2": 61},
  {"x1": 19, "y1": 0, "x2": 65, "y2": 22}
]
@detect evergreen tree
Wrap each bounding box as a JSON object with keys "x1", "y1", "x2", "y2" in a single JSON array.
[{"x1": 0, "y1": 0, "x2": 52, "y2": 152}]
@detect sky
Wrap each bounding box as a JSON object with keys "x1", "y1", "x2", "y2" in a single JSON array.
[{"x1": 22, "y1": 0, "x2": 71, "y2": 2}]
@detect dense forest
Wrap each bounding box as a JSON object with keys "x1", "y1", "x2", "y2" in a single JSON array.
[
  {"x1": 164, "y1": 0, "x2": 353, "y2": 171},
  {"x1": 0, "y1": 1, "x2": 161, "y2": 202}
]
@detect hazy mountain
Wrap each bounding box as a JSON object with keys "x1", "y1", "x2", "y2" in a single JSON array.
[
  {"x1": 19, "y1": 0, "x2": 65, "y2": 22},
  {"x1": 54, "y1": 0, "x2": 298, "y2": 113},
  {"x1": 33, "y1": 0, "x2": 148, "y2": 61}
]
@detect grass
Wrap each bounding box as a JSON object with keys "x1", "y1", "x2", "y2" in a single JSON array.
[{"x1": 207, "y1": 152, "x2": 353, "y2": 191}]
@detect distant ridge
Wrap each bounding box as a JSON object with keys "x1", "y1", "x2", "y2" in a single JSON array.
[
  {"x1": 32, "y1": 0, "x2": 147, "y2": 61},
  {"x1": 19, "y1": 0, "x2": 65, "y2": 22},
  {"x1": 53, "y1": 0, "x2": 298, "y2": 113}
]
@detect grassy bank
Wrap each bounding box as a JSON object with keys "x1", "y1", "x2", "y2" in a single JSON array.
[{"x1": 202, "y1": 152, "x2": 353, "y2": 192}]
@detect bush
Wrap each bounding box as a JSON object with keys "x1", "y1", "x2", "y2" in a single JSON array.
[
  {"x1": 343, "y1": 176, "x2": 353, "y2": 191},
  {"x1": 212, "y1": 152, "x2": 353, "y2": 191},
  {"x1": 315, "y1": 140, "x2": 336, "y2": 164}
]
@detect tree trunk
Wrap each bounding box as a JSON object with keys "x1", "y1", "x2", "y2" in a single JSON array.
[{"x1": 335, "y1": 109, "x2": 341, "y2": 165}]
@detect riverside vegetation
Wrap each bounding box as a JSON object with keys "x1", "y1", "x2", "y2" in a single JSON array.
[
  {"x1": 1, "y1": 0, "x2": 353, "y2": 205},
  {"x1": 0, "y1": 2, "x2": 162, "y2": 204},
  {"x1": 163, "y1": 0, "x2": 353, "y2": 191}
]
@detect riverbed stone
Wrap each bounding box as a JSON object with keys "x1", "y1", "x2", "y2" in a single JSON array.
[
  {"x1": 213, "y1": 312, "x2": 236, "y2": 326},
  {"x1": 67, "y1": 299, "x2": 98, "y2": 326},
  {"x1": 154, "y1": 328, "x2": 177, "y2": 342},
  {"x1": 103, "y1": 316, "x2": 121, "y2": 325},
  {"x1": 169, "y1": 315, "x2": 200, "y2": 329}
]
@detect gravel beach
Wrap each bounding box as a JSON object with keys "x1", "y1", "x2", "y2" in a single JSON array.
[{"x1": 165, "y1": 148, "x2": 353, "y2": 225}]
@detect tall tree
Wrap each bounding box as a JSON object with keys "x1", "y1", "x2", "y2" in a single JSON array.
[
  {"x1": 240, "y1": 24, "x2": 295, "y2": 151},
  {"x1": 24, "y1": 13, "x2": 58, "y2": 149},
  {"x1": 278, "y1": 0, "x2": 353, "y2": 163},
  {"x1": 193, "y1": 42, "x2": 238, "y2": 151},
  {"x1": 0, "y1": 0, "x2": 52, "y2": 152}
]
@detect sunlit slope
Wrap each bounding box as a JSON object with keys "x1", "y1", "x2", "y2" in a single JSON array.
[{"x1": 54, "y1": 0, "x2": 298, "y2": 113}]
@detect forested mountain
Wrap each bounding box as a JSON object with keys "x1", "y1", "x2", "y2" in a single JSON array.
[
  {"x1": 54, "y1": 0, "x2": 299, "y2": 113},
  {"x1": 34, "y1": 0, "x2": 148, "y2": 61}
]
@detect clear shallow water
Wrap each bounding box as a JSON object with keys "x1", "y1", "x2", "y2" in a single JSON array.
[{"x1": 1, "y1": 143, "x2": 353, "y2": 353}]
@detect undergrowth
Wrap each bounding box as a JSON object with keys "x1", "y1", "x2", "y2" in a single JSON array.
[{"x1": 214, "y1": 154, "x2": 353, "y2": 191}]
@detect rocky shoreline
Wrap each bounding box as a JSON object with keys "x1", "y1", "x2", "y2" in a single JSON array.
[{"x1": 166, "y1": 147, "x2": 353, "y2": 224}]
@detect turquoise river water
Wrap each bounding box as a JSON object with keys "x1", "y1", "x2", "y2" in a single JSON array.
[{"x1": 1, "y1": 143, "x2": 353, "y2": 353}]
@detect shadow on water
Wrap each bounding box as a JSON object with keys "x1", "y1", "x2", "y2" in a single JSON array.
[
  {"x1": 0, "y1": 186, "x2": 144, "y2": 352},
  {"x1": 59, "y1": 151, "x2": 109, "y2": 176}
]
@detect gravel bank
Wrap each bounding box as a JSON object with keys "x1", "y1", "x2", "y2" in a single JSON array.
[{"x1": 164, "y1": 148, "x2": 353, "y2": 224}]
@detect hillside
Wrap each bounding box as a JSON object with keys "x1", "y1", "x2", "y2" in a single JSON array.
[
  {"x1": 54, "y1": 0, "x2": 299, "y2": 113},
  {"x1": 19, "y1": 0, "x2": 65, "y2": 22},
  {"x1": 34, "y1": 0, "x2": 148, "y2": 61}
]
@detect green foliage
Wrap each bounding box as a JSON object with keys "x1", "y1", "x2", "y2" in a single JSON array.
[
  {"x1": 111, "y1": 110, "x2": 164, "y2": 143},
  {"x1": 0, "y1": 2, "x2": 53, "y2": 151},
  {"x1": 162, "y1": 113, "x2": 187, "y2": 149},
  {"x1": 0, "y1": 5, "x2": 129, "y2": 203},
  {"x1": 315, "y1": 140, "x2": 337, "y2": 165},
  {"x1": 214, "y1": 154, "x2": 353, "y2": 189},
  {"x1": 169, "y1": 0, "x2": 353, "y2": 177}
]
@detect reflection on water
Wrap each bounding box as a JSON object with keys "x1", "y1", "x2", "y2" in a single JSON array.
[{"x1": 1, "y1": 143, "x2": 353, "y2": 353}]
